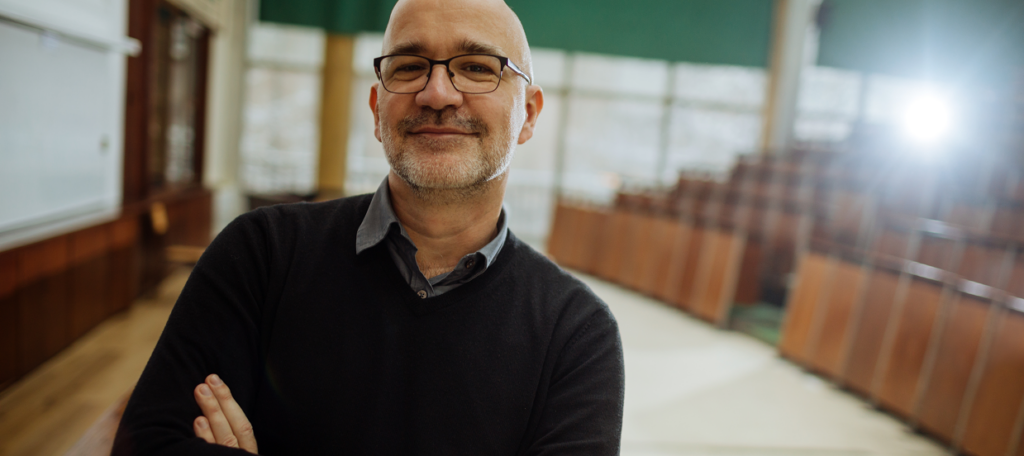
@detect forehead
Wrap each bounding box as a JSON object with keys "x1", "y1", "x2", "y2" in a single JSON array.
[{"x1": 383, "y1": 1, "x2": 514, "y2": 58}]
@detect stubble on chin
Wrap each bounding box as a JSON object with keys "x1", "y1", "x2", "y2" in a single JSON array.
[{"x1": 381, "y1": 107, "x2": 512, "y2": 203}]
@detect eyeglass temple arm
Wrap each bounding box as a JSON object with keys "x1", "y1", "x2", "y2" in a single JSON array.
[{"x1": 505, "y1": 59, "x2": 532, "y2": 85}]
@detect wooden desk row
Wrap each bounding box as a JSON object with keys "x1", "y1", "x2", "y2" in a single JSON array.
[
  {"x1": 547, "y1": 185, "x2": 820, "y2": 327},
  {"x1": 780, "y1": 221, "x2": 1024, "y2": 456}
]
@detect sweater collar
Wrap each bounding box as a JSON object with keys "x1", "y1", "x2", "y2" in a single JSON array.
[{"x1": 354, "y1": 176, "x2": 508, "y2": 271}]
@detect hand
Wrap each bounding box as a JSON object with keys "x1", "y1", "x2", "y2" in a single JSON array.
[{"x1": 193, "y1": 374, "x2": 258, "y2": 454}]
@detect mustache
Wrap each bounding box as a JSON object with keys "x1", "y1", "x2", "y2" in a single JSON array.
[{"x1": 397, "y1": 107, "x2": 487, "y2": 136}]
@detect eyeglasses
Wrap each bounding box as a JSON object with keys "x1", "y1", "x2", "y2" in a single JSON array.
[{"x1": 373, "y1": 53, "x2": 532, "y2": 94}]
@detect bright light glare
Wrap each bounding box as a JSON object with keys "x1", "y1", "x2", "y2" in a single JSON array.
[{"x1": 901, "y1": 92, "x2": 954, "y2": 146}]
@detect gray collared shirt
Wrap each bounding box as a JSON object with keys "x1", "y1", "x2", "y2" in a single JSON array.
[{"x1": 355, "y1": 177, "x2": 508, "y2": 299}]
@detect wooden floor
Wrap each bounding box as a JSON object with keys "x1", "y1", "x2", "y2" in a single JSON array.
[{"x1": 0, "y1": 267, "x2": 190, "y2": 456}]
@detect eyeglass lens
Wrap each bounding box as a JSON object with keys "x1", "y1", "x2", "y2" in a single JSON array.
[{"x1": 379, "y1": 55, "x2": 503, "y2": 94}]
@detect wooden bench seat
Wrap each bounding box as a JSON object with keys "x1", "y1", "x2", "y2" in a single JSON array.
[
  {"x1": 778, "y1": 251, "x2": 835, "y2": 363},
  {"x1": 957, "y1": 299, "x2": 1024, "y2": 456}
]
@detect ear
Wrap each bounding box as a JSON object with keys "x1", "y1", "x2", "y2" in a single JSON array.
[
  {"x1": 516, "y1": 85, "x2": 544, "y2": 145},
  {"x1": 370, "y1": 82, "x2": 382, "y2": 143}
]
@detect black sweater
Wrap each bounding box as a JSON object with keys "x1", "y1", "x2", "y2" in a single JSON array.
[{"x1": 112, "y1": 194, "x2": 624, "y2": 455}]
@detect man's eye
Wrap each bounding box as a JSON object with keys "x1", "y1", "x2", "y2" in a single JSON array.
[
  {"x1": 463, "y1": 64, "x2": 494, "y2": 74},
  {"x1": 395, "y1": 64, "x2": 426, "y2": 73}
]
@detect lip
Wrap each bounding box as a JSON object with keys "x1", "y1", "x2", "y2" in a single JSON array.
[{"x1": 408, "y1": 127, "x2": 475, "y2": 135}]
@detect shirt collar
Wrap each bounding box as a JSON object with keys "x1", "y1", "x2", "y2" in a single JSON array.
[
  {"x1": 355, "y1": 176, "x2": 509, "y2": 268},
  {"x1": 355, "y1": 177, "x2": 404, "y2": 254}
]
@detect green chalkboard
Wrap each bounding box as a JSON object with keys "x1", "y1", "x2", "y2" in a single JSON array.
[
  {"x1": 258, "y1": 0, "x2": 775, "y2": 68},
  {"x1": 817, "y1": 0, "x2": 1024, "y2": 86}
]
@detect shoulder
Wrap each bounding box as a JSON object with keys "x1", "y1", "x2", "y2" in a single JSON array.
[
  {"x1": 247, "y1": 193, "x2": 374, "y2": 227},
  {"x1": 223, "y1": 194, "x2": 373, "y2": 239},
  {"x1": 504, "y1": 233, "x2": 618, "y2": 334}
]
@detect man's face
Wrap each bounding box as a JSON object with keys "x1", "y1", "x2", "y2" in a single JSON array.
[{"x1": 370, "y1": 0, "x2": 541, "y2": 192}]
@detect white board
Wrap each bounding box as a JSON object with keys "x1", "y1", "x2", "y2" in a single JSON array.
[{"x1": 0, "y1": 0, "x2": 127, "y2": 250}]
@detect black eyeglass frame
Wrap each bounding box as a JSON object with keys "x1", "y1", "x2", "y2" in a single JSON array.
[{"x1": 373, "y1": 53, "x2": 533, "y2": 94}]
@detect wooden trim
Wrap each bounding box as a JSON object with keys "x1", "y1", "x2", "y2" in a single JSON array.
[
  {"x1": 123, "y1": 0, "x2": 156, "y2": 204},
  {"x1": 192, "y1": 27, "x2": 211, "y2": 185}
]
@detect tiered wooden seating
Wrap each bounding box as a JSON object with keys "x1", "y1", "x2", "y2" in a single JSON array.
[
  {"x1": 778, "y1": 250, "x2": 834, "y2": 363},
  {"x1": 636, "y1": 198, "x2": 680, "y2": 297},
  {"x1": 839, "y1": 257, "x2": 904, "y2": 396},
  {"x1": 958, "y1": 299, "x2": 1024, "y2": 456},
  {"x1": 873, "y1": 222, "x2": 961, "y2": 418},
  {"x1": 661, "y1": 180, "x2": 718, "y2": 310},
  {"x1": 546, "y1": 146, "x2": 1024, "y2": 454},
  {"x1": 909, "y1": 233, "x2": 1014, "y2": 443},
  {"x1": 804, "y1": 244, "x2": 868, "y2": 378},
  {"x1": 545, "y1": 201, "x2": 572, "y2": 264},
  {"x1": 595, "y1": 202, "x2": 631, "y2": 280}
]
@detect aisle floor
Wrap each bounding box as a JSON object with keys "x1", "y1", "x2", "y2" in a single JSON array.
[{"x1": 576, "y1": 271, "x2": 950, "y2": 456}]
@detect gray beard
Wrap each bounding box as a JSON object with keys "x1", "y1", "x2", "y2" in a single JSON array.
[{"x1": 381, "y1": 107, "x2": 515, "y2": 204}]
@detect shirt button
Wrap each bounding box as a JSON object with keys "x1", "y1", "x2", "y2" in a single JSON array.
[
  {"x1": 417, "y1": 290, "x2": 427, "y2": 299},
  {"x1": 465, "y1": 258, "x2": 476, "y2": 269}
]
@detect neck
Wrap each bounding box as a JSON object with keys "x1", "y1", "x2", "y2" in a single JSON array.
[{"x1": 388, "y1": 171, "x2": 507, "y2": 278}]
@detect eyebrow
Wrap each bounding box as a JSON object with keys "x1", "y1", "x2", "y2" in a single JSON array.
[{"x1": 385, "y1": 39, "x2": 506, "y2": 57}]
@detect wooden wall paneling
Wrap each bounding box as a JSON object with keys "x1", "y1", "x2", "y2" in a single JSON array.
[
  {"x1": 957, "y1": 304, "x2": 1024, "y2": 456},
  {"x1": 626, "y1": 214, "x2": 657, "y2": 291},
  {"x1": 15, "y1": 236, "x2": 71, "y2": 374},
  {"x1": 873, "y1": 274, "x2": 947, "y2": 418},
  {"x1": 840, "y1": 266, "x2": 904, "y2": 395},
  {"x1": 655, "y1": 220, "x2": 694, "y2": 304},
  {"x1": 0, "y1": 249, "x2": 18, "y2": 389},
  {"x1": 68, "y1": 225, "x2": 112, "y2": 341},
  {"x1": 123, "y1": 0, "x2": 156, "y2": 204},
  {"x1": 777, "y1": 251, "x2": 835, "y2": 363},
  {"x1": 913, "y1": 292, "x2": 994, "y2": 444},
  {"x1": 807, "y1": 257, "x2": 868, "y2": 378},
  {"x1": 108, "y1": 216, "x2": 140, "y2": 315}
]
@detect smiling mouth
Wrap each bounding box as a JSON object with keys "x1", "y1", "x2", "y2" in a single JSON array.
[{"x1": 408, "y1": 128, "x2": 476, "y2": 136}]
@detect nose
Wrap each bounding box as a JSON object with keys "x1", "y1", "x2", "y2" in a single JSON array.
[{"x1": 415, "y1": 64, "x2": 464, "y2": 111}]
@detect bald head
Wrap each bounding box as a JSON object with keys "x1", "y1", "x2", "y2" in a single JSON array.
[{"x1": 382, "y1": 0, "x2": 533, "y2": 81}]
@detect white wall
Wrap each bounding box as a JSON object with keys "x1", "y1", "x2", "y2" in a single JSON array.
[{"x1": 0, "y1": 0, "x2": 129, "y2": 250}]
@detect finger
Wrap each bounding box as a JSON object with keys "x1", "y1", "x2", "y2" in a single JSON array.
[
  {"x1": 193, "y1": 416, "x2": 215, "y2": 444},
  {"x1": 207, "y1": 374, "x2": 258, "y2": 453},
  {"x1": 194, "y1": 383, "x2": 239, "y2": 448}
]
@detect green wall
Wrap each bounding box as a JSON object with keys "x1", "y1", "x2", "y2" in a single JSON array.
[
  {"x1": 817, "y1": 0, "x2": 1024, "y2": 86},
  {"x1": 258, "y1": 0, "x2": 776, "y2": 68}
]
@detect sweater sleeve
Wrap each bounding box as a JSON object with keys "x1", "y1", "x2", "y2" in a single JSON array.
[
  {"x1": 526, "y1": 304, "x2": 626, "y2": 455},
  {"x1": 111, "y1": 210, "x2": 271, "y2": 456}
]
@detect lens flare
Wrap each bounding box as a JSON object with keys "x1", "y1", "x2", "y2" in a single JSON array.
[{"x1": 901, "y1": 92, "x2": 954, "y2": 146}]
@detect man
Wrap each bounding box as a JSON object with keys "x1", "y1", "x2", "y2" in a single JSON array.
[{"x1": 112, "y1": 0, "x2": 624, "y2": 454}]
